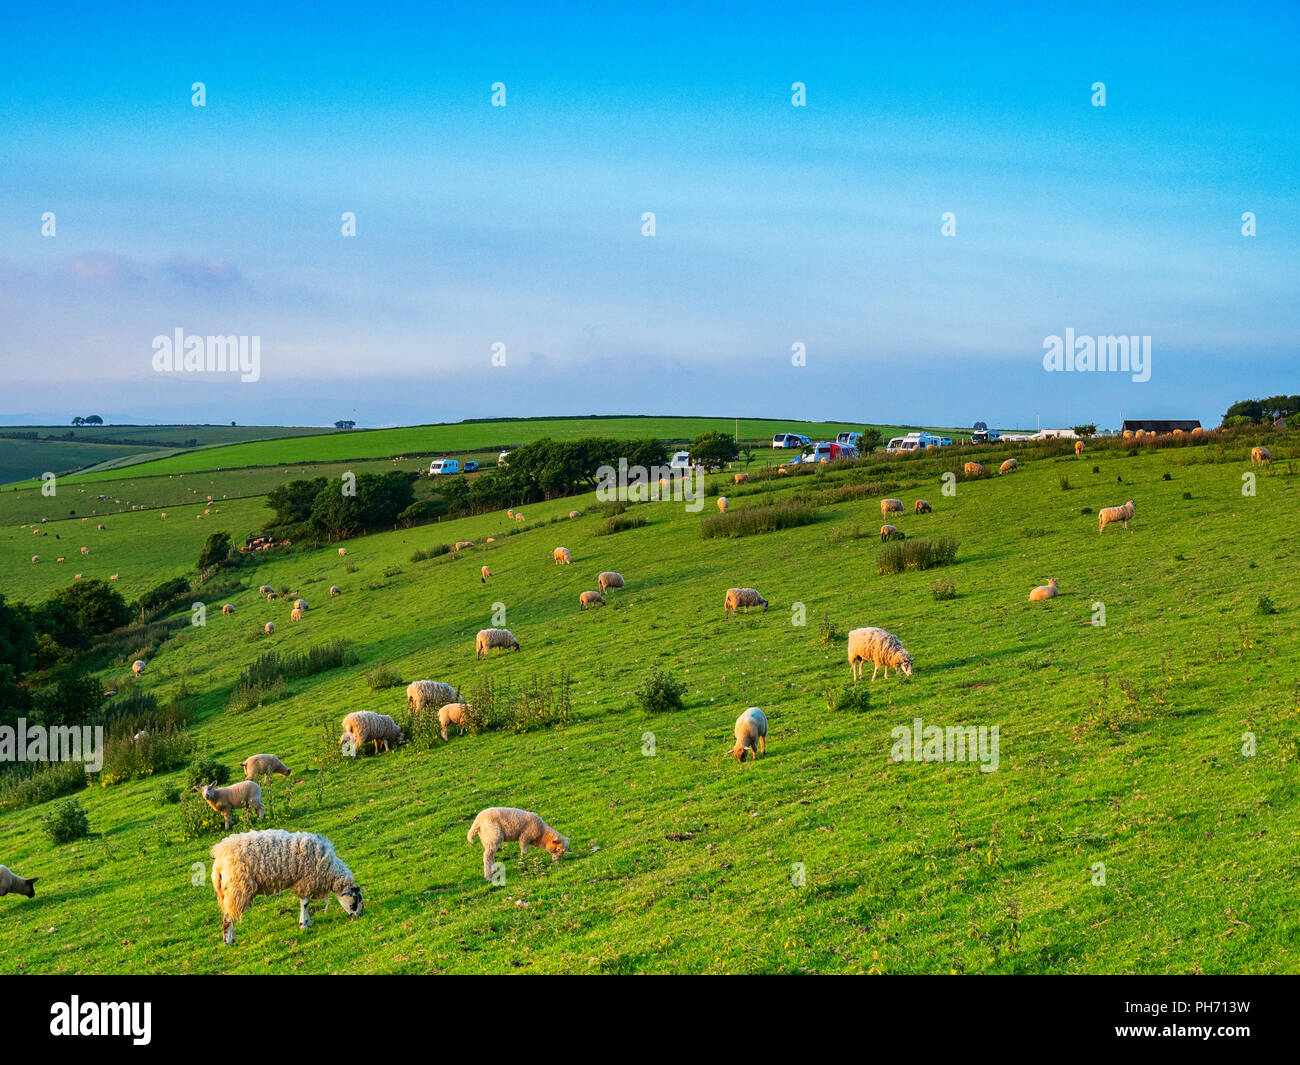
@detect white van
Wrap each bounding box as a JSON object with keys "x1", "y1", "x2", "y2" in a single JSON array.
[
  {"x1": 428, "y1": 459, "x2": 460, "y2": 476},
  {"x1": 669, "y1": 450, "x2": 695, "y2": 470}
]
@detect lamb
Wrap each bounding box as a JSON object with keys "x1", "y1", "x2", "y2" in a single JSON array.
[
  {"x1": 717, "y1": 497, "x2": 728, "y2": 512},
  {"x1": 553, "y1": 546, "x2": 572, "y2": 565},
  {"x1": 880, "y1": 498, "x2": 904, "y2": 517},
  {"x1": 438, "y1": 702, "x2": 476, "y2": 741},
  {"x1": 222, "y1": 604, "x2": 234, "y2": 615},
  {"x1": 1028, "y1": 578, "x2": 1059, "y2": 602},
  {"x1": 579, "y1": 590, "x2": 605, "y2": 610},
  {"x1": 329, "y1": 585, "x2": 341, "y2": 597},
  {"x1": 476, "y1": 628, "x2": 520, "y2": 658},
  {"x1": 999, "y1": 458, "x2": 1018, "y2": 474},
  {"x1": 733, "y1": 473, "x2": 749, "y2": 484},
  {"x1": 880, "y1": 524, "x2": 904, "y2": 542},
  {"x1": 264, "y1": 622, "x2": 275, "y2": 635},
  {"x1": 724, "y1": 588, "x2": 769, "y2": 618},
  {"x1": 132, "y1": 660, "x2": 146, "y2": 676},
  {"x1": 1251, "y1": 446, "x2": 1271, "y2": 466},
  {"x1": 407, "y1": 679, "x2": 458, "y2": 713},
  {"x1": 467, "y1": 807, "x2": 569, "y2": 881},
  {"x1": 847, "y1": 627, "x2": 914, "y2": 681},
  {"x1": 0, "y1": 866, "x2": 37, "y2": 898},
  {"x1": 1098, "y1": 499, "x2": 1136, "y2": 533},
  {"x1": 210, "y1": 829, "x2": 363, "y2": 945},
  {"x1": 1074, "y1": 441, "x2": 1085, "y2": 456},
  {"x1": 340, "y1": 710, "x2": 403, "y2": 754},
  {"x1": 241, "y1": 754, "x2": 292, "y2": 783},
  {"x1": 194, "y1": 780, "x2": 265, "y2": 829},
  {"x1": 597, "y1": 571, "x2": 625, "y2": 593},
  {"x1": 730, "y1": 707, "x2": 768, "y2": 762},
  {"x1": 290, "y1": 607, "x2": 303, "y2": 621},
  {"x1": 914, "y1": 499, "x2": 932, "y2": 514},
  {"x1": 481, "y1": 566, "x2": 491, "y2": 583},
  {"x1": 964, "y1": 462, "x2": 984, "y2": 475}
]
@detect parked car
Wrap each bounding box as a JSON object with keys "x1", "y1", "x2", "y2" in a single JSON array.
[
  {"x1": 464, "y1": 460, "x2": 479, "y2": 473},
  {"x1": 428, "y1": 459, "x2": 460, "y2": 476}
]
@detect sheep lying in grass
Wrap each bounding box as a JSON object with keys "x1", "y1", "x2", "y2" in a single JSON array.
[
  {"x1": 210, "y1": 829, "x2": 363, "y2": 945},
  {"x1": 1251, "y1": 446, "x2": 1271, "y2": 466},
  {"x1": 0, "y1": 866, "x2": 37, "y2": 898},
  {"x1": 880, "y1": 498, "x2": 904, "y2": 517},
  {"x1": 455, "y1": 540, "x2": 473, "y2": 550},
  {"x1": 468, "y1": 807, "x2": 569, "y2": 881},
  {"x1": 597, "y1": 571, "x2": 624, "y2": 593},
  {"x1": 241, "y1": 754, "x2": 292, "y2": 783},
  {"x1": 476, "y1": 628, "x2": 520, "y2": 658},
  {"x1": 132, "y1": 660, "x2": 146, "y2": 676},
  {"x1": 964, "y1": 462, "x2": 984, "y2": 476},
  {"x1": 999, "y1": 458, "x2": 1018, "y2": 474},
  {"x1": 481, "y1": 566, "x2": 491, "y2": 583},
  {"x1": 579, "y1": 590, "x2": 605, "y2": 610},
  {"x1": 438, "y1": 702, "x2": 476, "y2": 741},
  {"x1": 724, "y1": 587, "x2": 769, "y2": 618},
  {"x1": 914, "y1": 499, "x2": 932, "y2": 514},
  {"x1": 340, "y1": 710, "x2": 403, "y2": 755},
  {"x1": 553, "y1": 547, "x2": 572, "y2": 565},
  {"x1": 407, "y1": 680, "x2": 457, "y2": 713},
  {"x1": 847, "y1": 627, "x2": 913, "y2": 681},
  {"x1": 730, "y1": 707, "x2": 768, "y2": 762},
  {"x1": 195, "y1": 780, "x2": 265, "y2": 829},
  {"x1": 880, "y1": 524, "x2": 904, "y2": 542},
  {"x1": 1028, "y1": 578, "x2": 1059, "y2": 601},
  {"x1": 1098, "y1": 499, "x2": 1136, "y2": 533}
]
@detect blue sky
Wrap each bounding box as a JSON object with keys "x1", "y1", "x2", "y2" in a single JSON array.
[{"x1": 1, "y1": 0, "x2": 1296, "y2": 429}]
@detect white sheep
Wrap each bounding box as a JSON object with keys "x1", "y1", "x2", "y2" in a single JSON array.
[
  {"x1": 222, "y1": 604, "x2": 234, "y2": 615},
  {"x1": 30, "y1": 556, "x2": 38, "y2": 564},
  {"x1": 264, "y1": 622, "x2": 275, "y2": 635},
  {"x1": 724, "y1": 588, "x2": 769, "y2": 618},
  {"x1": 847, "y1": 627, "x2": 914, "y2": 681},
  {"x1": 290, "y1": 607, "x2": 303, "y2": 621},
  {"x1": 579, "y1": 590, "x2": 605, "y2": 610},
  {"x1": 569, "y1": 510, "x2": 580, "y2": 518},
  {"x1": 338, "y1": 547, "x2": 347, "y2": 556},
  {"x1": 880, "y1": 498, "x2": 904, "y2": 517},
  {"x1": 481, "y1": 566, "x2": 491, "y2": 583},
  {"x1": 329, "y1": 585, "x2": 341, "y2": 597},
  {"x1": 132, "y1": 659, "x2": 146, "y2": 676},
  {"x1": 1251, "y1": 446, "x2": 1271, "y2": 466},
  {"x1": 880, "y1": 524, "x2": 904, "y2": 542},
  {"x1": 438, "y1": 702, "x2": 476, "y2": 741},
  {"x1": 467, "y1": 807, "x2": 569, "y2": 881},
  {"x1": 553, "y1": 546, "x2": 572, "y2": 565},
  {"x1": 292, "y1": 598, "x2": 308, "y2": 612},
  {"x1": 210, "y1": 829, "x2": 363, "y2": 945},
  {"x1": 914, "y1": 500, "x2": 932, "y2": 514},
  {"x1": 133, "y1": 729, "x2": 149, "y2": 743},
  {"x1": 340, "y1": 710, "x2": 403, "y2": 755},
  {"x1": 730, "y1": 707, "x2": 768, "y2": 762},
  {"x1": 733, "y1": 473, "x2": 749, "y2": 484},
  {"x1": 515, "y1": 512, "x2": 525, "y2": 523},
  {"x1": 1029, "y1": 578, "x2": 1059, "y2": 602},
  {"x1": 194, "y1": 780, "x2": 265, "y2": 829},
  {"x1": 455, "y1": 540, "x2": 474, "y2": 550},
  {"x1": 1098, "y1": 499, "x2": 1136, "y2": 533},
  {"x1": 407, "y1": 680, "x2": 457, "y2": 713},
  {"x1": 476, "y1": 628, "x2": 520, "y2": 658},
  {"x1": 597, "y1": 571, "x2": 624, "y2": 594},
  {"x1": 999, "y1": 458, "x2": 1018, "y2": 474},
  {"x1": 241, "y1": 754, "x2": 292, "y2": 783},
  {"x1": 0, "y1": 865, "x2": 37, "y2": 899},
  {"x1": 964, "y1": 462, "x2": 984, "y2": 476},
  {"x1": 1074, "y1": 441, "x2": 1085, "y2": 456},
  {"x1": 717, "y1": 496, "x2": 728, "y2": 512}
]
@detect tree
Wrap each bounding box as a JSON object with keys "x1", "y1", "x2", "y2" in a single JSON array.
[
  {"x1": 334, "y1": 419, "x2": 357, "y2": 429},
  {"x1": 0, "y1": 593, "x2": 37, "y2": 679},
  {"x1": 690, "y1": 431, "x2": 740, "y2": 471},
  {"x1": 1072, "y1": 424, "x2": 1097, "y2": 438},
  {"x1": 84, "y1": 415, "x2": 103, "y2": 425},
  {"x1": 197, "y1": 531, "x2": 233, "y2": 579},
  {"x1": 265, "y1": 477, "x2": 329, "y2": 529},
  {"x1": 50, "y1": 579, "x2": 130, "y2": 639},
  {"x1": 1222, "y1": 399, "x2": 1264, "y2": 426},
  {"x1": 740, "y1": 446, "x2": 756, "y2": 469},
  {"x1": 71, "y1": 416, "x2": 84, "y2": 426},
  {"x1": 973, "y1": 421, "x2": 988, "y2": 432},
  {"x1": 858, "y1": 428, "x2": 883, "y2": 453}
]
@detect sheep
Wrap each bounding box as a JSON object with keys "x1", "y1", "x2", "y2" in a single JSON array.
[
  {"x1": 455, "y1": 540, "x2": 474, "y2": 550},
  {"x1": 292, "y1": 598, "x2": 308, "y2": 612},
  {"x1": 597, "y1": 571, "x2": 624, "y2": 594},
  {"x1": 132, "y1": 659, "x2": 146, "y2": 676},
  {"x1": 340, "y1": 710, "x2": 403, "y2": 755},
  {"x1": 407, "y1": 680, "x2": 458, "y2": 713},
  {"x1": 80, "y1": 546, "x2": 89, "y2": 554},
  {"x1": 717, "y1": 496, "x2": 729, "y2": 512},
  {"x1": 467, "y1": 807, "x2": 569, "y2": 881},
  {"x1": 579, "y1": 590, "x2": 605, "y2": 610},
  {"x1": 97, "y1": 523, "x2": 106, "y2": 530},
  {"x1": 569, "y1": 510, "x2": 580, "y2": 518},
  {"x1": 258, "y1": 585, "x2": 274, "y2": 595},
  {"x1": 481, "y1": 566, "x2": 491, "y2": 583},
  {"x1": 1251, "y1": 446, "x2": 1271, "y2": 466},
  {"x1": 999, "y1": 458, "x2": 1018, "y2": 474},
  {"x1": 438, "y1": 702, "x2": 476, "y2": 741},
  {"x1": 194, "y1": 780, "x2": 265, "y2": 830},
  {"x1": 880, "y1": 524, "x2": 905, "y2": 542},
  {"x1": 507, "y1": 508, "x2": 514, "y2": 518},
  {"x1": 133, "y1": 729, "x2": 149, "y2": 743},
  {"x1": 0, "y1": 866, "x2": 37, "y2": 898},
  {"x1": 30, "y1": 556, "x2": 37, "y2": 564},
  {"x1": 880, "y1": 498, "x2": 904, "y2": 517},
  {"x1": 290, "y1": 607, "x2": 304, "y2": 621},
  {"x1": 338, "y1": 547, "x2": 347, "y2": 555},
  {"x1": 329, "y1": 585, "x2": 341, "y2": 597},
  {"x1": 724, "y1": 588, "x2": 769, "y2": 618},
  {"x1": 847, "y1": 627, "x2": 914, "y2": 681},
  {"x1": 266, "y1": 591, "x2": 277, "y2": 601},
  {"x1": 241, "y1": 754, "x2": 292, "y2": 783},
  {"x1": 476, "y1": 628, "x2": 520, "y2": 659},
  {"x1": 1028, "y1": 578, "x2": 1059, "y2": 602},
  {"x1": 222, "y1": 604, "x2": 234, "y2": 615},
  {"x1": 264, "y1": 622, "x2": 275, "y2": 635},
  {"x1": 514, "y1": 513, "x2": 525, "y2": 523},
  {"x1": 964, "y1": 462, "x2": 984, "y2": 476},
  {"x1": 730, "y1": 707, "x2": 768, "y2": 762},
  {"x1": 553, "y1": 546, "x2": 572, "y2": 565},
  {"x1": 210, "y1": 829, "x2": 363, "y2": 945},
  {"x1": 1098, "y1": 499, "x2": 1136, "y2": 533},
  {"x1": 1074, "y1": 441, "x2": 1085, "y2": 456},
  {"x1": 733, "y1": 473, "x2": 749, "y2": 485},
  {"x1": 914, "y1": 499, "x2": 932, "y2": 514}
]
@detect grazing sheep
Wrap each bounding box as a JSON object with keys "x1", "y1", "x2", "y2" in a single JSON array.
[
  {"x1": 80, "y1": 546, "x2": 89, "y2": 554},
  {"x1": 132, "y1": 660, "x2": 146, "y2": 676},
  {"x1": 553, "y1": 546, "x2": 572, "y2": 565},
  {"x1": 160, "y1": 512, "x2": 167, "y2": 519},
  {"x1": 455, "y1": 540, "x2": 474, "y2": 550},
  {"x1": 964, "y1": 462, "x2": 984, "y2": 476},
  {"x1": 1098, "y1": 499, "x2": 1136, "y2": 533},
  {"x1": 724, "y1": 588, "x2": 769, "y2": 618},
  {"x1": 733, "y1": 473, "x2": 749, "y2": 485},
  {"x1": 481, "y1": 566, "x2": 491, "y2": 583},
  {"x1": 475, "y1": 628, "x2": 520, "y2": 659},
  {"x1": 222, "y1": 604, "x2": 234, "y2": 615},
  {"x1": 569, "y1": 510, "x2": 580, "y2": 518},
  {"x1": 407, "y1": 680, "x2": 458, "y2": 713},
  {"x1": 1251, "y1": 446, "x2": 1271, "y2": 466},
  {"x1": 438, "y1": 702, "x2": 476, "y2": 741},
  {"x1": 264, "y1": 622, "x2": 275, "y2": 635},
  {"x1": 338, "y1": 547, "x2": 347, "y2": 556},
  {"x1": 597, "y1": 571, "x2": 625, "y2": 594},
  {"x1": 30, "y1": 556, "x2": 37, "y2": 564},
  {"x1": 340, "y1": 710, "x2": 403, "y2": 755},
  {"x1": 467, "y1": 807, "x2": 569, "y2": 881},
  {"x1": 579, "y1": 590, "x2": 605, "y2": 610},
  {"x1": 210, "y1": 829, "x2": 363, "y2": 945},
  {"x1": 1028, "y1": 578, "x2": 1059, "y2": 602},
  {"x1": 241, "y1": 754, "x2": 292, "y2": 783},
  {"x1": 730, "y1": 707, "x2": 768, "y2": 762},
  {"x1": 717, "y1": 497, "x2": 729, "y2": 512},
  {"x1": 999, "y1": 458, "x2": 1018, "y2": 474},
  {"x1": 292, "y1": 598, "x2": 308, "y2": 612},
  {"x1": 194, "y1": 780, "x2": 265, "y2": 829},
  {"x1": 914, "y1": 499, "x2": 932, "y2": 514},
  {"x1": 880, "y1": 498, "x2": 904, "y2": 517},
  {"x1": 258, "y1": 585, "x2": 274, "y2": 595},
  {"x1": 515, "y1": 513, "x2": 525, "y2": 523},
  {"x1": 329, "y1": 585, "x2": 341, "y2": 597},
  {"x1": 290, "y1": 607, "x2": 303, "y2": 621},
  {"x1": 266, "y1": 591, "x2": 277, "y2": 601},
  {"x1": 847, "y1": 627, "x2": 914, "y2": 682},
  {"x1": 507, "y1": 508, "x2": 514, "y2": 518},
  {"x1": 1074, "y1": 441, "x2": 1084, "y2": 456},
  {"x1": 0, "y1": 866, "x2": 37, "y2": 899},
  {"x1": 880, "y1": 524, "x2": 905, "y2": 542},
  {"x1": 97, "y1": 523, "x2": 106, "y2": 530}
]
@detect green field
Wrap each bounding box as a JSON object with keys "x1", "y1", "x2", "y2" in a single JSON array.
[{"x1": 0, "y1": 425, "x2": 1296, "y2": 974}]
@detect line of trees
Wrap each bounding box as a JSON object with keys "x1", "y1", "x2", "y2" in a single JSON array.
[{"x1": 1221, "y1": 395, "x2": 1300, "y2": 428}]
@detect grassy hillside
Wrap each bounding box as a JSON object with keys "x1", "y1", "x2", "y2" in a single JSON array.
[{"x1": 0, "y1": 431, "x2": 1296, "y2": 974}]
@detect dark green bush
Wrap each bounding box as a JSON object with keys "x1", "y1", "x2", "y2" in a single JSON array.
[
  {"x1": 932, "y1": 578, "x2": 957, "y2": 601},
  {"x1": 699, "y1": 502, "x2": 816, "y2": 539},
  {"x1": 42, "y1": 798, "x2": 90, "y2": 844},
  {"x1": 595, "y1": 513, "x2": 647, "y2": 535},
  {"x1": 635, "y1": 667, "x2": 687, "y2": 712},
  {"x1": 876, "y1": 536, "x2": 959, "y2": 574},
  {"x1": 186, "y1": 755, "x2": 231, "y2": 789},
  {"x1": 824, "y1": 682, "x2": 871, "y2": 713}
]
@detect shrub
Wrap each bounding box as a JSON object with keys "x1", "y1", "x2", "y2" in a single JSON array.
[
  {"x1": 0, "y1": 760, "x2": 87, "y2": 811},
  {"x1": 634, "y1": 667, "x2": 687, "y2": 713},
  {"x1": 42, "y1": 798, "x2": 90, "y2": 844},
  {"x1": 1080, "y1": 507, "x2": 1093, "y2": 515},
  {"x1": 1182, "y1": 491, "x2": 1192, "y2": 500},
  {"x1": 1257, "y1": 595, "x2": 1278, "y2": 616},
  {"x1": 235, "y1": 641, "x2": 358, "y2": 691},
  {"x1": 1162, "y1": 472, "x2": 1172, "y2": 481},
  {"x1": 460, "y1": 672, "x2": 573, "y2": 735},
  {"x1": 411, "y1": 543, "x2": 452, "y2": 563},
  {"x1": 186, "y1": 755, "x2": 231, "y2": 789},
  {"x1": 155, "y1": 783, "x2": 181, "y2": 805},
  {"x1": 595, "y1": 513, "x2": 647, "y2": 535},
  {"x1": 227, "y1": 676, "x2": 288, "y2": 714},
  {"x1": 1059, "y1": 476, "x2": 1072, "y2": 491},
  {"x1": 699, "y1": 501, "x2": 816, "y2": 539},
  {"x1": 876, "y1": 536, "x2": 959, "y2": 575},
  {"x1": 818, "y1": 611, "x2": 840, "y2": 645},
  {"x1": 825, "y1": 682, "x2": 871, "y2": 713},
  {"x1": 932, "y1": 578, "x2": 957, "y2": 601},
  {"x1": 365, "y1": 663, "x2": 404, "y2": 689},
  {"x1": 98, "y1": 727, "x2": 192, "y2": 787},
  {"x1": 178, "y1": 791, "x2": 230, "y2": 840}
]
